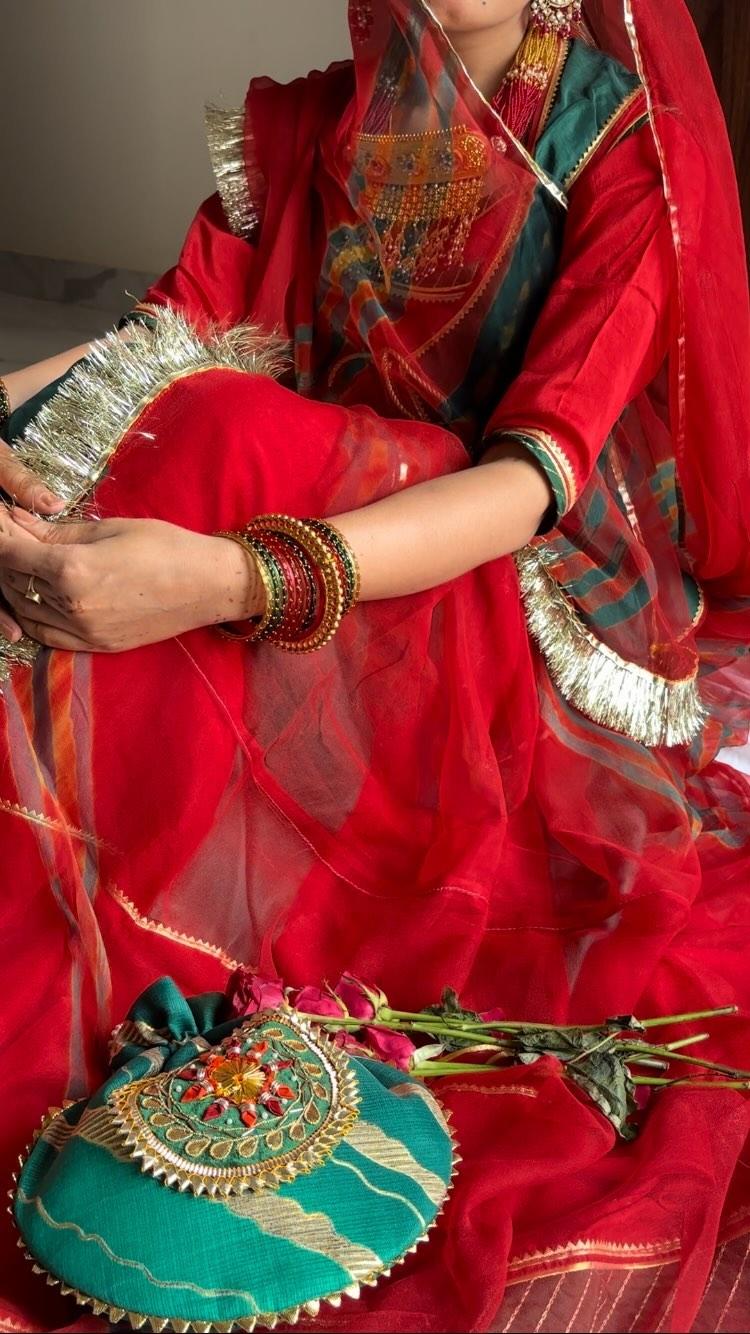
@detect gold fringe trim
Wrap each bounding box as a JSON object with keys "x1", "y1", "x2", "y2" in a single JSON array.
[
  {"x1": 1, "y1": 310, "x2": 288, "y2": 684},
  {"x1": 205, "y1": 104, "x2": 261, "y2": 242},
  {"x1": 13, "y1": 1096, "x2": 460, "y2": 1332},
  {"x1": 516, "y1": 545, "x2": 706, "y2": 747}
]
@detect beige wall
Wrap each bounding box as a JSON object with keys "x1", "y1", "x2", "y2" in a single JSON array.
[{"x1": 0, "y1": 1, "x2": 350, "y2": 274}]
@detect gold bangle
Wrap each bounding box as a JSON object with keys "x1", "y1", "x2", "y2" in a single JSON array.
[
  {"x1": 214, "y1": 530, "x2": 276, "y2": 643},
  {"x1": 306, "y1": 519, "x2": 361, "y2": 615},
  {"x1": 246, "y1": 515, "x2": 346, "y2": 653}
]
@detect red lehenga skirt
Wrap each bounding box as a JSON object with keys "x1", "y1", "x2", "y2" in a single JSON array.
[{"x1": 2, "y1": 337, "x2": 750, "y2": 1334}]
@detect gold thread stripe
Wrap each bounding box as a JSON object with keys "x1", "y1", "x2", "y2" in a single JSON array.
[
  {"x1": 41, "y1": 1103, "x2": 155, "y2": 1163},
  {"x1": 224, "y1": 1192, "x2": 382, "y2": 1280},
  {"x1": 514, "y1": 428, "x2": 577, "y2": 514},
  {"x1": 39, "y1": 1115, "x2": 77, "y2": 1153},
  {"x1": 440, "y1": 1082, "x2": 538, "y2": 1098},
  {"x1": 107, "y1": 884, "x2": 243, "y2": 972},
  {"x1": 16, "y1": 1189, "x2": 263, "y2": 1310},
  {"x1": 346, "y1": 1120, "x2": 448, "y2": 1207},
  {"x1": 390, "y1": 1081, "x2": 452, "y2": 1135},
  {"x1": 329, "y1": 1155, "x2": 428, "y2": 1230},
  {"x1": 0, "y1": 798, "x2": 110, "y2": 850},
  {"x1": 74, "y1": 1106, "x2": 135, "y2": 1159}
]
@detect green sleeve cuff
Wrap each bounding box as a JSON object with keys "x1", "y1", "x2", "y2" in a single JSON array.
[{"x1": 483, "y1": 429, "x2": 577, "y2": 531}]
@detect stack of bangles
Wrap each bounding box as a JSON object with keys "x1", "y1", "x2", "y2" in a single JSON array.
[{"x1": 216, "y1": 515, "x2": 361, "y2": 653}]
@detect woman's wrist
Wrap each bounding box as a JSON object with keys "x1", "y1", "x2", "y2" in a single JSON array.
[{"x1": 209, "y1": 535, "x2": 267, "y2": 625}]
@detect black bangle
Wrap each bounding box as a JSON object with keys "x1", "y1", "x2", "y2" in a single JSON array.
[{"x1": 117, "y1": 311, "x2": 159, "y2": 333}]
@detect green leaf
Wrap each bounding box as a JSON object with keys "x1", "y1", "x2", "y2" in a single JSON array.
[
  {"x1": 420, "y1": 988, "x2": 486, "y2": 1050},
  {"x1": 606, "y1": 1014, "x2": 646, "y2": 1034},
  {"x1": 512, "y1": 1029, "x2": 638, "y2": 1140}
]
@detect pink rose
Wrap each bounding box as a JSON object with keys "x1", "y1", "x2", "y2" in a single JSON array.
[
  {"x1": 332, "y1": 1030, "x2": 373, "y2": 1057},
  {"x1": 363, "y1": 1026, "x2": 417, "y2": 1071},
  {"x1": 294, "y1": 985, "x2": 347, "y2": 1019},
  {"x1": 227, "y1": 968, "x2": 285, "y2": 1018},
  {"x1": 334, "y1": 974, "x2": 386, "y2": 1021}
]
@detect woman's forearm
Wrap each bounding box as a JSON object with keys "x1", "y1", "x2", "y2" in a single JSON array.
[
  {"x1": 331, "y1": 443, "x2": 552, "y2": 602},
  {"x1": 2, "y1": 326, "x2": 133, "y2": 415},
  {"x1": 3, "y1": 343, "x2": 95, "y2": 414}
]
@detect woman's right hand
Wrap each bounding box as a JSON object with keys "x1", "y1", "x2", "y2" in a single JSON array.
[{"x1": 0, "y1": 438, "x2": 64, "y2": 516}]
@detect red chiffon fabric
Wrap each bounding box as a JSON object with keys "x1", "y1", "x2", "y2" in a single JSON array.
[{"x1": 2, "y1": 2, "x2": 750, "y2": 1333}]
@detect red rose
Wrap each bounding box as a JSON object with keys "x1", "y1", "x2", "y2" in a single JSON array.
[
  {"x1": 335, "y1": 974, "x2": 388, "y2": 1020},
  {"x1": 294, "y1": 985, "x2": 347, "y2": 1019},
  {"x1": 363, "y1": 1026, "x2": 417, "y2": 1071},
  {"x1": 227, "y1": 968, "x2": 285, "y2": 1018}
]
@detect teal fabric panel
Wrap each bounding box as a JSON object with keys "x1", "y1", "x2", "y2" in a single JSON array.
[{"x1": 464, "y1": 40, "x2": 642, "y2": 436}]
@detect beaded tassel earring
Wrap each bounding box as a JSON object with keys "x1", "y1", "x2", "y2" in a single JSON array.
[{"x1": 493, "y1": 0, "x2": 582, "y2": 145}]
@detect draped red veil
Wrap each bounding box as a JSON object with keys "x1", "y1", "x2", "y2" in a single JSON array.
[{"x1": 1, "y1": 2, "x2": 749, "y2": 1332}]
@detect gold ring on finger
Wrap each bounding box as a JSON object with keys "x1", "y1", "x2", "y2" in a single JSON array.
[{"x1": 25, "y1": 575, "x2": 43, "y2": 606}]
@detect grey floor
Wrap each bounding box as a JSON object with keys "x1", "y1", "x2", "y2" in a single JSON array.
[
  {"x1": 2, "y1": 277, "x2": 749, "y2": 778},
  {"x1": 0, "y1": 290, "x2": 119, "y2": 376}
]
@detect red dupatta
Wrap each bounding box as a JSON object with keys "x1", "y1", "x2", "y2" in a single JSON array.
[{"x1": 2, "y1": 4, "x2": 750, "y2": 1333}]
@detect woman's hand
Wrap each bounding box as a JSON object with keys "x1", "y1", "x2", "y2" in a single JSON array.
[
  {"x1": 0, "y1": 438, "x2": 65, "y2": 516},
  {"x1": 0, "y1": 509, "x2": 263, "y2": 652}
]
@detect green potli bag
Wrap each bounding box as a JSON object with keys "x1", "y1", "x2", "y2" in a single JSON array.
[{"x1": 13, "y1": 979, "x2": 456, "y2": 1331}]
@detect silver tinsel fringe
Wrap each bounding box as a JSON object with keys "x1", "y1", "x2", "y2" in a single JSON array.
[
  {"x1": 1, "y1": 310, "x2": 288, "y2": 682},
  {"x1": 515, "y1": 545, "x2": 706, "y2": 748},
  {"x1": 205, "y1": 104, "x2": 261, "y2": 242}
]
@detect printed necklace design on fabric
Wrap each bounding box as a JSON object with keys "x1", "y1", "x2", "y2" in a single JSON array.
[
  {"x1": 353, "y1": 6, "x2": 574, "y2": 287},
  {"x1": 109, "y1": 1009, "x2": 360, "y2": 1195},
  {"x1": 355, "y1": 127, "x2": 490, "y2": 283}
]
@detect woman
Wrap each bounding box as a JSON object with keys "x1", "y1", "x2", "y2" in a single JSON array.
[{"x1": 1, "y1": 1, "x2": 749, "y2": 1329}]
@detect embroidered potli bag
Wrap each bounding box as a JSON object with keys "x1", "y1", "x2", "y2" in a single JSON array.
[{"x1": 13, "y1": 980, "x2": 456, "y2": 1331}]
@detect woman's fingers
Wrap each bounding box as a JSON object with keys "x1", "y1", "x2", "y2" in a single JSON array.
[
  {"x1": 2, "y1": 584, "x2": 93, "y2": 649},
  {"x1": 0, "y1": 441, "x2": 64, "y2": 515},
  {"x1": 0, "y1": 599, "x2": 22, "y2": 643},
  {"x1": 0, "y1": 523, "x2": 66, "y2": 580},
  {"x1": 14, "y1": 615, "x2": 90, "y2": 652},
  {"x1": 1, "y1": 581, "x2": 75, "y2": 632},
  {"x1": 0, "y1": 568, "x2": 58, "y2": 602}
]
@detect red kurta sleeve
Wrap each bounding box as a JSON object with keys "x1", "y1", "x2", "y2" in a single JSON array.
[
  {"x1": 484, "y1": 121, "x2": 674, "y2": 524},
  {"x1": 140, "y1": 192, "x2": 259, "y2": 332}
]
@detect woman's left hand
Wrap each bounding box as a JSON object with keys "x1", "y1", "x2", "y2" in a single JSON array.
[{"x1": 0, "y1": 509, "x2": 263, "y2": 652}]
